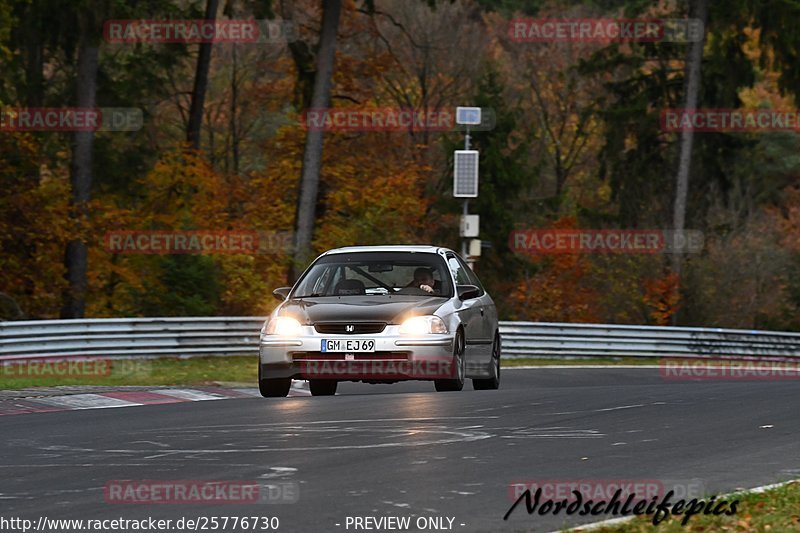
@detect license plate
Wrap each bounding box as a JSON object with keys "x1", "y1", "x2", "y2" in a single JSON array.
[{"x1": 321, "y1": 339, "x2": 375, "y2": 352}]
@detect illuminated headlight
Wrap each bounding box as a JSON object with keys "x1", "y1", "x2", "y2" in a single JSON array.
[
  {"x1": 399, "y1": 316, "x2": 448, "y2": 335},
  {"x1": 264, "y1": 316, "x2": 302, "y2": 336}
]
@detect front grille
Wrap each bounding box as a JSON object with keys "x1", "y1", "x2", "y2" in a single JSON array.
[{"x1": 314, "y1": 322, "x2": 386, "y2": 335}]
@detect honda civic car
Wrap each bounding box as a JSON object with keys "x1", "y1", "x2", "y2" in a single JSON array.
[{"x1": 258, "y1": 245, "x2": 500, "y2": 397}]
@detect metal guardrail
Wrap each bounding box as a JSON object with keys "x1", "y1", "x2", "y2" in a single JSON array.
[
  {"x1": 0, "y1": 317, "x2": 263, "y2": 360},
  {"x1": 1, "y1": 317, "x2": 799, "y2": 360},
  {"x1": 500, "y1": 322, "x2": 800, "y2": 358}
]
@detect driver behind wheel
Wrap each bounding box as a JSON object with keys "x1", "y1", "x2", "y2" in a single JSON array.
[{"x1": 406, "y1": 267, "x2": 436, "y2": 294}]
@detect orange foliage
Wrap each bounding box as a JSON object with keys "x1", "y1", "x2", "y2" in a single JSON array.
[
  {"x1": 0, "y1": 133, "x2": 71, "y2": 318},
  {"x1": 506, "y1": 217, "x2": 686, "y2": 324},
  {"x1": 314, "y1": 132, "x2": 432, "y2": 250},
  {"x1": 85, "y1": 146, "x2": 295, "y2": 317},
  {"x1": 771, "y1": 185, "x2": 800, "y2": 252},
  {"x1": 508, "y1": 217, "x2": 600, "y2": 322},
  {"x1": 643, "y1": 272, "x2": 681, "y2": 325}
]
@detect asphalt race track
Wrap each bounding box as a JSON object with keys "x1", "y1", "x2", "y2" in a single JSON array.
[{"x1": 2, "y1": 368, "x2": 800, "y2": 532}]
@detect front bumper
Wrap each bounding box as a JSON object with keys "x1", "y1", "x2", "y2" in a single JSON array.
[{"x1": 259, "y1": 325, "x2": 456, "y2": 381}]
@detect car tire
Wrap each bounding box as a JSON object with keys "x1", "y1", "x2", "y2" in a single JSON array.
[
  {"x1": 435, "y1": 331, "x2": 465, "y2": 392},
  {"x1": 258, "y1": 363, "x2": 291, "y2": 397},
  {"x1": 473, "y1": 333, "x2": 500, "y2": 390},
  {"x1": 309, "y1": 379, "x2": 338, "y2": 396},
  {"x1": 259, "y1": 378, "x2": 291, "y2": 397}
]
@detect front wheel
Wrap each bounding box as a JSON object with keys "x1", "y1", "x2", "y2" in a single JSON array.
[
  {"x1": 258, "y1": 363, "x2": 291, "y2": 397},
  {"x1": 473, "y1": 333, "x2": 500, "y2": 390},
  {"x1": 435, "y1": 332, "x2": 465, "y2": 392},
  {"x1": 259, "y1": 378, "x2": 291, "y2": 397},
  {"x1": 309, "y1": 379, "x2": 338, "y2": 396}
]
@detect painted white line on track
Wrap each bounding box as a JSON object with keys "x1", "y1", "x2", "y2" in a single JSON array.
[
  {"x1": 154, "y1": 389, "x2": 227, "y2": 401},
  {"x1": 32, "y1": 394, "x2": 142, "y2": 410},
  {"x1": 230, "y1": 388, "x2": 262, "y2": 397},
  {"x1": 595, "y1": 404, "x2": 645, "y2": 412}
]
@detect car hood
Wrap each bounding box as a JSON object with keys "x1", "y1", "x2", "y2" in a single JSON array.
[{"x1": 277, "y1": 295, "x2": 446, "y2": 324}]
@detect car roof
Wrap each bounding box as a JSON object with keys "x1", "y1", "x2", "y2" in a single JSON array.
[{"x1": 321, "y1": 245, "x2": 454, "y2": 256}]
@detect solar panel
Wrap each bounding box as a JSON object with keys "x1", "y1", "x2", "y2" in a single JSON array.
[{"x1": 454, "y1": 150, "x2": 479, "y2": 198}]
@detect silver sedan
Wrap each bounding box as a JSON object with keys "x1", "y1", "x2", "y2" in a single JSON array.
[{"x1": 258, "y1": 245, "x2": 500, "y2": 397}]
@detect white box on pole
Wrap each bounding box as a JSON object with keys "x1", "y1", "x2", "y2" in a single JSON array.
[
  {"x1": 468, "y1": 239, "x2": 482, "y2": 257},
  {"x1": 460, "y1": 215, "x2": 479, "y2": 237}
]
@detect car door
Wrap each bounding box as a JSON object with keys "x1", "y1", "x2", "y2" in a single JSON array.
[
  {"x1": 453, "y1": 255, "x2": 496, "y2": 372},
  {"x1": 446, "y1": 254, "x2": 485, "y2": 373},
  {"x1": 459, "y1": 257, "x2": 497, "y2": 342}
]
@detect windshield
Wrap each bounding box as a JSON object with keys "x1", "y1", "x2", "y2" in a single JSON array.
[{"x1": 293, "y1": 252, "x2": 452, "y2": 298}]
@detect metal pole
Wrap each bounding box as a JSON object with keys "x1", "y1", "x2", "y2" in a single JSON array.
[
  {"x1": 461, "y1": 199, "x2": 468, "y2": 259},
  {"x1": 461, "y1": 126, "x2": 471, "y2": 260}
]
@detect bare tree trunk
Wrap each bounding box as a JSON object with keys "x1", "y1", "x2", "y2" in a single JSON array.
[
  {"x1": 291, "y1": 0, "x2": 342, "y2": 279},
  {"x1": 187, "y1": 0, "x2": 219, "y2": 149},
  {"x1": 280, "y1": 0, "x2": 317, "y2": 111},
  {"x1": 230, "y1": 43, "x2": 240, "y2": 175},
  {"x1": 61, "y1": 36, "x2": 99, "y2": 318},
  {"x1": 0, "y1": 292, "x2": 26, "y2": 320},
  {"x1": 24, "y1": 0, "x2": 44, "y2": 108},
  {"x1": 671, "y1": 0, "x2": 708, "y2": 323}
]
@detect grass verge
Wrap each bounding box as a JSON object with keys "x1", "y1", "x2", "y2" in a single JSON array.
[
  {"x1": 0, "y1": 354, "x2": 664, "y2": 391},
  {"x1": 0, "y1": 356, "x2": 258, "y2": 390},
  {"x1": 573, "y1": 480, "x2": 800, "y2": 532},
  {"x1": 502, "y1": 357, "x2": 658, "y2": 367}
]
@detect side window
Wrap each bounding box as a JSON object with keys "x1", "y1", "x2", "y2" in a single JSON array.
[
  {"x1": 455, "y1": 255, "x2": 485, "y2": 295},
  {"x1": 447, "y1": 255, "x2": 471, "y2": 285}
]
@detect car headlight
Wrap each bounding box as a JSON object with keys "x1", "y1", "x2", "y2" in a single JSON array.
[
  {"x1": 399, "y1": 316, "x2": 448, "y2": 335},
  {"x1": 264, "y1": 316, "x2": 302, "y2": 336}
]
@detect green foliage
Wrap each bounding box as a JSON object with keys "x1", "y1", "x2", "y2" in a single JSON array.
[{"x1": 135, "y1": 255, "x2": 221, "y2": 316}]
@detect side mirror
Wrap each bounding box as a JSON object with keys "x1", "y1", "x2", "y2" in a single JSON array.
[
  {"x1": 272, "y1": 287, "x2": 292, "y2": 301},
  {"x1": 457, "y1": 284, "x2": 481, "y2": 300}
]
